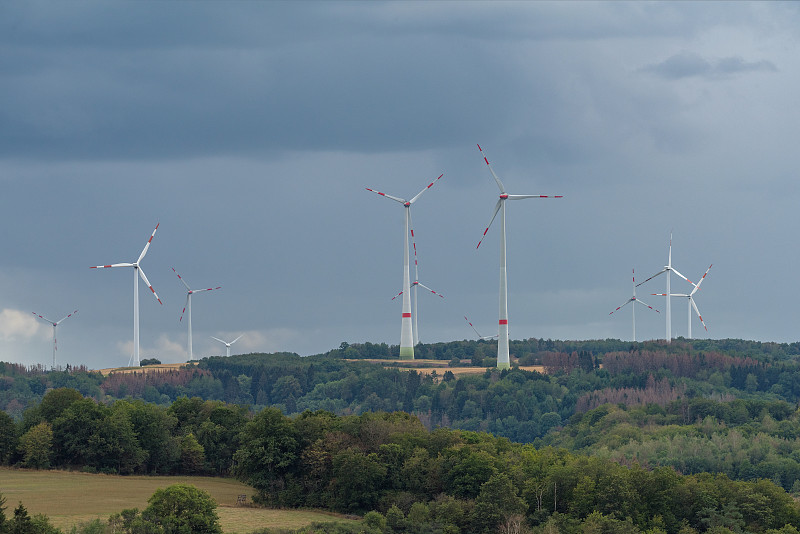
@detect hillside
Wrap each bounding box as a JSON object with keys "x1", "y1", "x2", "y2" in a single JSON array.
[{"x1": 4, "y1": 337, "x2": 800, "y2": 533}]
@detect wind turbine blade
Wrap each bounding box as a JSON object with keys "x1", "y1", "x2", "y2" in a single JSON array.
[
  {"x1": 231, "y1": 335, "x2": 243, "y2": 344},
  {"x1": 636, "y1": 268, "x2": 667, "y2": 287},
  {"x1": 477, "y1": 144, "x2": 506, "y2": 193},
  {"x1": 138, "y1": 268, "x2": 162, "y2": 305},
  {"x1": 55, "y1": 310, "x2": 78, "y2": 325},
  {"x1": 507, "y1": 194, "x2": 564, "y2": 200},
  {"x1": 634, "y1": 298, "x2": 660, "y2": 312},
  {"x1": 179, "y1": 294, "x2": 189, "y2": 322},
  {"x1": 477, "y1": 199, "x2": 503, "y2": 249},
  {"x1": 32, "y1": 312, "x2": 55, "y2": 324},
  {"x1": 409, "y1": 174, "x2": 443, "y2": 204},
  {"x1": 365, "y1": 188, "x2": 406, "y2": 204},
  {"x1": 464, "y1": 315, "x2": 483, "y2": 338},
  {"x1": 609, "y1": 299, "x2": 634, "y2": 315},
  {"x1": 137, "y1": 223, "x2": 160, "y2": 264},
  {"x1": 690, "y1": 264, "x2": 713, "y2": 296},
  {"x1": 172, "y1": 267, "x2": 191, "y2": 291},
  {"x1": 211, "y1": 336, "x2": 226, "y2": 344},
  {"x1": 91, "y1": 263, "x2": 134, "y2": 269},
  {"x1": 193, "y1": 287, "x2": 222, "y2": 294},
  {"x1": 671, "y1": 267, "x2": 695, "y2": 287},
  {"x1": 668, "y1": 231, "x2": 672, "y2": 266},
  {"x1": 691, "y1": 299, "x2": 707, "y2": 331},
  {"x1": 391, "y1": 290, "x2": 404, "y2": 301},
  {"x1": 417, "y1": 282, "x2": 444, "y2": 298},
  {"x1": 409, "y1": 209, "x2": 419, "y2": 276}
]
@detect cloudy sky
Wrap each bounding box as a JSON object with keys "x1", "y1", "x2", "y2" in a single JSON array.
[{"x1": 2, "y1": 1, "x2": 799, "y2": 369}]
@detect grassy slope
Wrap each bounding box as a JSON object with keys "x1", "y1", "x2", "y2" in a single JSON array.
[{"x1": 0, "y1": 468, "x2": 354, "y2": 533}]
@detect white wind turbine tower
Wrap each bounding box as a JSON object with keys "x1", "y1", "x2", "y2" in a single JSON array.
[
  {"x1": 476, "y1": 144, "x2": 562, "y2": 369},
  {"x1": 652, "y1": 264, "x2": 712, "y2": 339},
  {"x1": 211, "y1": 335, "x2": 243, "y2": 357},
  {"x1": 172, "y1": 268, "x2": 221, "y2": 361},
  {"x1": 366, "y1": 173, "x2": 443, "y2": 359},
  {"x1": 636, "y1": 233, "x2": 693, "y2": 344},
  {"x1": 391, "y1": 221, "x2": 444, "y2": 346},
  {"x1": 91, "y1": 223, "x2": 162, "y2": 366},
  {"x1": 464, "y1": 315, "x2": 498, "y2": 341},
  {"x1": 31, "y1": 309, "x2": 78, "y2": 369},
  {"x1": 608, "y1": 269, "x2": 659, "y2": 342}
]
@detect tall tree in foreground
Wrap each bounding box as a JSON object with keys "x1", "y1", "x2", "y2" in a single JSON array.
[
  {"x1": 142, "y1": 484, "x2": 221, "y2": 534},
  {"x1": 18, "y1": 422, "x2": 53, "y2": 469}
]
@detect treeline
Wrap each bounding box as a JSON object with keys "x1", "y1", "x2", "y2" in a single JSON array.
[
  {"x1": 5, "y1": 388, "x2": 800, "y2": 532},
  {"x1": 231, "y1": 407, "x2": 800, "y2": 534},
  {"x1": 0, "y1": 388, "x2": 247, "y2": 475},
  {"x1": 325, "y1": 338, "x2": 800, "y2": 363},
  {"x1": 538, "y1": 398, "x2": 800, "y2": 492},
  {"x1": 6, "y1": 342, "x2": 800, "y2": 447}
]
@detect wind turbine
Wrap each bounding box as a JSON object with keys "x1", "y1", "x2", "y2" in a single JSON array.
[
  {"x1": 391, "y1": 220, "x2": 444, "y2": 346},
  {"x1": 464, "y1": 315, "x2": 498, "y2": 341},
  {"x1": 366, "y1": 173, "x2": 443, "y2": 359},
  {"x1": 211, "y1": 335, "x2": 242, "y2": 357},
  {"x1": 608, "y1": 269, "x2": 659, "y2": 342},
  {"x1": 31, "y1": 309, "x2": 78, "y2": 369},
  {"x1": 636, "y1": 232, "x2": 693, "y2": 344},
  {"x1": 476, "y1": 144, "x2": 562, "y2": 369},
  {"x1": 91, "y1": 223, "x2": 162, "y2": 366},
  {"x1": 172, "y1": 268, "x2": 221, "y2": 361},
  {"x1": 652, "y1": 264, "x2": 712, "y2": 339}
]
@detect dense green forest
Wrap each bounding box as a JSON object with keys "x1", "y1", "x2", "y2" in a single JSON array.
[
  {"x1": 3, "y1": 389, "x2": 800, "y2": 534},
  {"x1": 5, "y1": 337, "x2": 800, "y2": 532}
]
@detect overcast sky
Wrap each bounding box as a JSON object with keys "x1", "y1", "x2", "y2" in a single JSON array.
[{"x1": 2, "y1": 1, "x2": 799, "y2": 370}]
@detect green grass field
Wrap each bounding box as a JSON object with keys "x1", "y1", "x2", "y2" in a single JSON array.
[{"x1": 0, "y1": 468, "x2": 355, "y2": 533}]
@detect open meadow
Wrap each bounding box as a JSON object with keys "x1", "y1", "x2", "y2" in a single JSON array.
[{"x1": 0, "y1": 468, "x2": 355, "y2": 533}]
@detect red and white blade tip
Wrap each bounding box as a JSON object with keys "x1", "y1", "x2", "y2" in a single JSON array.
[
  {"x1": 150, "y1": 288, "x2": 162, "y2": 305},
  {"x1": 477, "y1": 227, "x2": 490, "y2": 249},
  {"x1": 426, "y1": 174, "x2": 444, "y2": 189},
  {"x1": 477, "y1": 144, "x2": 489, "y2": 165},
  {"x1": 148, "y1": 223, "x2": 159, "y2": 243}
]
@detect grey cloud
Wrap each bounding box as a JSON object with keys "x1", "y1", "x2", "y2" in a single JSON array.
[
  {"x1": 716, "y1": 56, "x2": 777, "y2": 74},
  {"x1": 641, "y1": 52, "x2": 777, "y2": 80}
]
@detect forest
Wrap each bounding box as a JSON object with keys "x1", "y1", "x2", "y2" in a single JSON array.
[{"x1": 4, "y1": 337, "x2": 800, "y2": 533}]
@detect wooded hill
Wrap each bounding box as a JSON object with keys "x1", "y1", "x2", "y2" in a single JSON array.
[{"x1": 4, "y1": 337, "x2": 800, "y2": 532}]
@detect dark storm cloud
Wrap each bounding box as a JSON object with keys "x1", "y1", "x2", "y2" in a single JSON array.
[
  {"x1": 3, "y1": 1, "x2": 800, "y2": 367},
  {"x1": 641, "y1": 52, "x2": 777, "y2": 80},
  {"x1": 2, "y1": 1, "x2": 775, "y2": 162},
  {"x1": 0, "y1": 2, "x2": 518, "y2": 160}
]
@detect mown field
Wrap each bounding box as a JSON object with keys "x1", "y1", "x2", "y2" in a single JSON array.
[
  {"x1": 346, "y1": 358, "x2": 547, "y2": 376},
  {"x1": 96, "y1": 362, "x2": 191, "y2": 376},
  {"x1": 0, "y1": 468, "x2": 355, "y2": 533}
]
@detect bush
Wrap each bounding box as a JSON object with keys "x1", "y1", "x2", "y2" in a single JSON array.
[{"x1": 143, "y1": 484, "x2": 221, "y2": 534}]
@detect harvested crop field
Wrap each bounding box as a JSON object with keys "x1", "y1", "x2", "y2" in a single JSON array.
[{"x1": 0, "y1": 468, "x2": 355, "y2": 533}]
